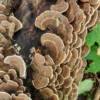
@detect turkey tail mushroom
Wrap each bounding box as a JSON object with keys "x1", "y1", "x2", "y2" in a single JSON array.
[
  {"x1": 50, "y1": 0, "x2": 69, "y2": 13},
  {"x1": 4, "y1": 55, "x2": 26, "y2": 77},
  {"x1": 41, "y1": 33, "x2": 66, "y2": 66}
]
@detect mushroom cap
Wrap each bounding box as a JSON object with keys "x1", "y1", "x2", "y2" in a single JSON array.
[
  {"x1": 31, "y1": 53, "x2": 53, "y2": 89},
  {"x1": 12, "y1": 93, "x2": 32, "y2": 100},
  {"x1": 81, "y1": 43, "x2": 90, "y2": 57},
  {"x1": 64, "y1": 0, "x2": 79, "y2": 23},
  {"x1": 4, "y1": 55, "x2": 26, "y2": 77},
  {"x1": 45, "y1": 55, "x2": 56, "y2": 71},
  {"x1": 9, "y1": 16, "x2": 23, "y2": 32},
  {"x1": 87, "y1": 11, "x2": 98, "y2": 28},
  {"x1": 68, "y1": 83, "x2": 78, "y2": 100},
  {"x1": 31, "y1": 53, "x2": 53, "y2": 79},
  {"x1": 0, "y1": 33, "x2": 8, "y2": 43},
  {"x1": 0, "y1": 25, "x2": 6, "y2": 33},
  {"x1": 60, "y1": 64, "x2": 70, "y2": 79},
  {"x1": 39, "y1": 88, "x2": 54, "y2": 99},
  {"x1": 0, "y1": 14, "x2": 7, "y2": 21},
  {"x1": 32, "y1": 72, "x2": 49, "y2": 89},
  {"x1": 41, "y1": 33, "x2": 66, "y2": 66},
  {"x1": 0, "y1": 92, "x2": 12, "y2": 100},
  {"x1": 35, "y1": 10, "x2": 73, "y2": 43},
  {"x1": 0, "y1": 4, "x2": 6, "y2": 14},
  {"x1": 50, "y1": 0, "x2": 69, "y2": 13}
]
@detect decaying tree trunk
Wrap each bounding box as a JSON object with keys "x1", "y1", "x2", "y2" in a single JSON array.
[{"x1": 13, "y1": 0, "x2": 56, "y2": 63}]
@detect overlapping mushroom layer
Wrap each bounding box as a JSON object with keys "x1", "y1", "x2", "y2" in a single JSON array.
[
  {"x1": 51, "y1": 0, "x2": 100, "y2": 31},
  {"x1": 33, "y1": 4, "x2": 92, "y2": 99},
  {"x1": 0, "y1": 68, "x2": 31, "y2": 100},
  {"x1": 0, "y1": 4, "x2": 31, "y2": 100}
]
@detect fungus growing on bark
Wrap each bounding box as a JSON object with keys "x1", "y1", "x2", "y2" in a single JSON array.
[
  {"x1": 35, "y1": 10, "x2": 73, "y2": 43},
  {"x1": 4, "y1": 55, "x2": 26, "y2": 77},
  {"x1": 50, "y1": 0, "x2": 69, "y2": 13},
  {"x1": 31, "y1": 53, "x2": 53, "y2": 89},
  {"x1": 0, "y1": 92, "x2": 12, "y2": 100},
  {"x1": 41, "y1": 33, "x2": 66, "y2": 66},
  {"x1": 0, "y1": 33, "x2": 8, "y2": 44},
  {"x1": 12, "y1": 94, "x2": 31, "y2": 100},
  {"x1": 0, "y1": 69, "x2": 25, "y2": 95},
  {"x1": 68, "y1": 83, "x2": 78, "y2": 100},
  {"x1": 9, "y1": 16, "x2": 22, "y2": 32},
  {"x1": 81, "y1": 43, "x2": 90, "y2": 57}
]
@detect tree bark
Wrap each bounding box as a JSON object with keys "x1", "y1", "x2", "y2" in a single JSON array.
[{"x1": 13, "y1": 0, "x2": 56, "y2": 63}]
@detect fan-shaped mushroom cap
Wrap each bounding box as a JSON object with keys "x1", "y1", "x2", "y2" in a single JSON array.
[
  {"x1": 74, "y1": 67, "x2": 84, "y2": 86},
  {"x1": 48, "y1": 94, "x2": 58, "y2": 100},
  {"x1": 12, "y1": 94, "x2": 31, "y2": 100},
  {"x1": 0, "y1": 92, "x2": 12, "y2": 100},
  {"x1": 88, "y1": 0, "x2": 100, "y2": 5},
  {"x1": 35, "y1": 11, "x2": 73, "y2": 43},
  {"x1": 3, "y1": 74, "x2": 10, "y2": 82},
  {"x1": 93, "y1": 2, "x2": 100, "y2": 11},
  {"x1": 41, "y1": 33, "x2": 66, "y2": 66},
  {"x1": 59, "y1": 86, "x2": 72, "y2": 96},
  {"x1": 68, "y1": 83, "x2": 78, "y2": 100},
  {"x1": 8, "y1": 69, "x2": 17, "y2": 80},
  {"x1": 38, "y1": 88, "x2": 54, "y2": 99},
  {"x1": 85, "y1": 14, "x2": 91, "y2": 25},
  {"x1": 63, "y1": 76, "x2": 73, "y2": 88},
  {"x1": 0, "y1": 71, "x2": 5, "y2": 77},
  {"x1": 57, "y1": 74, "x2": 64, "y2": 85},
  {"x1": 78, "y1": 28, "x2": 87, "y2": 45},
  {"x1": 57, "y1": 90, "x2": 63, "y2": 100},
  {"x1": 32, "y1": 72, "x2": 49, "y2": 89},
  {"x1": 82, "y1": 58, "x2": 87, "y2": 69},
  {"x1": 1, "y1": 20, "x2": 15, "y2": 38},
  {"x1": 56, "y1": 66, "x2": 62, "y2": 75},
  {"x1": 64, "y1": 51, "x2": 72, "y2": 63},
  {"x1": 31, "y1": 53, "x2": 53, "y2": 79},
  {"x1": 87, "y1": 11, "x2": 98, "y2": 28},
  {"x1": 4, "y1": 55, "x2": 26, "y2": 77},
  {"x1": 0, "y1": 33, "x2": 8, "y2": 43},
  {"x1": 0, "y1": 25, "x2": 6, "y2": 33},
  {"x1": 81, "y1": 43, "x2": 90, "y2": 57},
  {"x1": 0, "y1": 4, "x2": 6, "y2": 13},
  {"x1": 0, "y1": 14, "x2": 7, "y2": 21},
  {"x1": 79, "y1": 2, "x2": 91, "y2": 14},
  {"x1": 45, "y1": 55, "x2": 56, "y2": 71},
  {"x1": 60, "y1": 64, "x2": 70, "y2": 79},
  {"x1": 0, "y1": 80, "x2": 19, "y2": 93},
  {"x1": 70, "y1": 9, "x2": 84, "y2": 32},
  {"x1": 9, "y1": 16, "x2": 22, "y2": 32},
  {"x1": 64, "y1": 0, "x2": 79, "y2": 23},
  {"x1": 50, "y1": 0, "x2": 69, "y2": 13}
]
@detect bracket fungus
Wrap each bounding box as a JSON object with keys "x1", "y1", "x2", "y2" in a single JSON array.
[
  {"x1": 50, "y1": 0, "x2": 69, "y2": 13},
  {"x1": 31, "y1": 0, "x2": 100, "y2": 99},
  {"x1": 0, "y1": 3, "x2": 32, "y2": 100},
  {"x1": 0, "y1": 0, "x2": 100, "y2": 100},
  {"x1": 4, "y1": 55, "x2": 26, "y2": 77}
]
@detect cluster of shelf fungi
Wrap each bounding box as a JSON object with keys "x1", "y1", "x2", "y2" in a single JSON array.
[{"x1": 0, "y1": 0, "x2": 100, "y2": 100}]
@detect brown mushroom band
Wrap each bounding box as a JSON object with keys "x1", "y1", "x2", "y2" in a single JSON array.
[
  {"x1": 31, "y1": 0, "x2": 100, "y2": 100},
  {"x1": 0, "y1": 4, "x2": 32, "y2": 100}
]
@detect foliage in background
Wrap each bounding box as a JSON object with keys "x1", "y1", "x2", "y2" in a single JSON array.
[
  {"x1": 86, "y1": 22, "x2": 100, "y2": 48},
  {"x1": 78, "y1": 79, "x2": 95, "y2": 95},
  {"x1": 85, "y1": 22, "x2": 100, "y2": 73}
]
